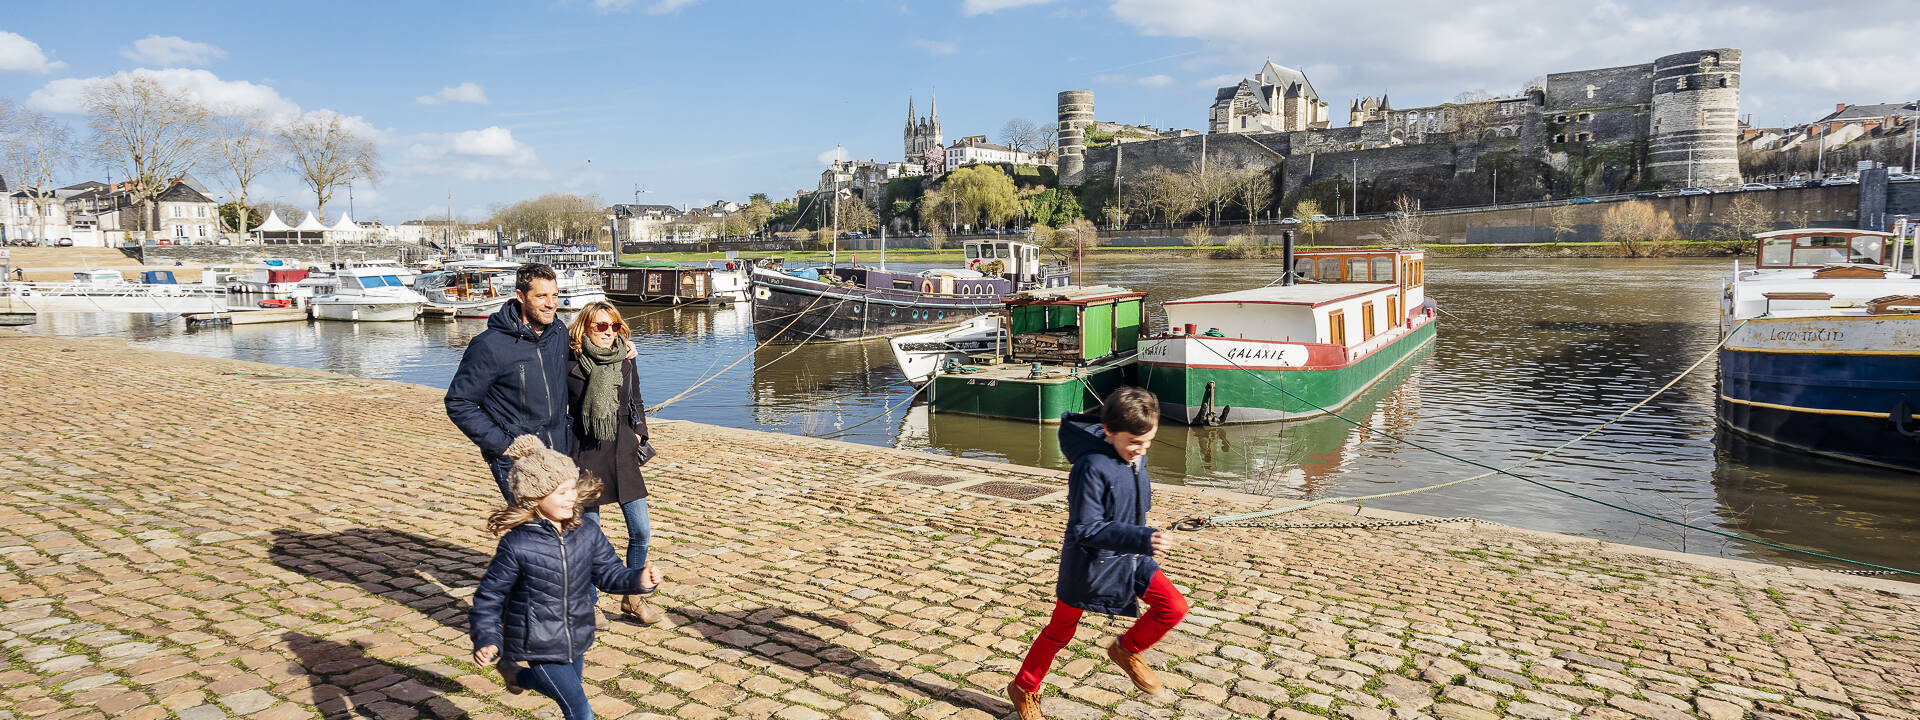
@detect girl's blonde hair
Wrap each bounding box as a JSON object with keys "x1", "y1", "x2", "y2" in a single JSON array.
[
  {"x1": 568, "y1": 301, "x2": 628, "y2": 354},
  {"x1": 485, "y1": 471, "x2": 605, "y2": 537}
]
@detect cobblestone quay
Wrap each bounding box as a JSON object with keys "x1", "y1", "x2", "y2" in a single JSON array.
[{"x1": 3, "y1": 331, "x2": 1917, "y2": 720}]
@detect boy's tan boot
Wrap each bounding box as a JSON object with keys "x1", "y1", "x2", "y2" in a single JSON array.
[
  {"x1": 1107, "y1": 640, "x2": 1161, "y2": 694},
  {"x1": 622, "y1": 594, "x2": 664, "y2": 625},
  {"x1": 1006, "y1": 680, "x2": 1043, "y2": 720}
]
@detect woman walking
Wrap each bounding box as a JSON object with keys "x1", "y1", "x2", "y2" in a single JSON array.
[{"x1": 566, "y1": 300, "x2": 664, "y2": 624}]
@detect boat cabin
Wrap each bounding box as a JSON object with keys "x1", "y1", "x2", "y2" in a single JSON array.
[
  {"x1": 1003, "y1": 286, "x2": 1148, "y2": 365},
  {"x1": 963, "y1": 238, "x2": 1062, "y2": 284},
  {"x1": 602, "y1": 263, "x2": 719, "y2": 305},
  {"x1": 72, "y1": 270, "x2": 124, "y2": 287},
  {"x1": 1752, "y1": 228, "x2": 1898, "y2": 270},
  {"x1": 140, "y1": 270, "x2": 178, "y2": 285},
  {"x1": 337, "y1": 267, "x2": 409, "y2": 292},
  {"x1": 1166, "y1": 248, "x2": 1429, "y2": 352}
]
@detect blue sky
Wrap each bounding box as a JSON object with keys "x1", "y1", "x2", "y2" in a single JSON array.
[{"x1": 2, "y1": 0, "x2": 1912, "y2": 223}]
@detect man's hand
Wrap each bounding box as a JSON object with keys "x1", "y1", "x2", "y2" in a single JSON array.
[
  {"x1": 473, "y1": 645, "x2": 499, "y2": 666},
  {"x1": 625, "y1": 342, "x2": 638, "y2": 360},
  {"x1": 641, "y1": 562, "x2": 662, "y2": 590},
  {"x1": 1149, "y1": 531, "x2": 1175, "y2": 555}
]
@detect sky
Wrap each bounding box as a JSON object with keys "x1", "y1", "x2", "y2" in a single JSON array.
[{"x1": 1, "y1": 0, "x2": 1913, "y2": 224}]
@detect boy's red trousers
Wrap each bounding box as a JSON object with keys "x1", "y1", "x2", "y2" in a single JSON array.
[{"x1": 1014, "y1": 569, "x2": 1188, "y2": 693}]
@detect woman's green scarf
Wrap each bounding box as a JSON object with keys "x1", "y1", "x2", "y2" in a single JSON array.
[{"x1": 578, "y1": 335, "x2": 628, "y2": 442}]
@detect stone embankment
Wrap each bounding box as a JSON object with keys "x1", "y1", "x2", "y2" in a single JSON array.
[{"x1": 1, "y1": 331, "x2": 1915, "y2": 720}]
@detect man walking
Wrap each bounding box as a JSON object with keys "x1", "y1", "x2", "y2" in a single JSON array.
[{"x1": 446, "y1": 263, "x2": 572, "y2": 502}]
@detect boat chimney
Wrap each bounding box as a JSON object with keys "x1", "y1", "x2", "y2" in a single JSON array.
[{"x1": 1281, "y1": 230, "x2": 1297, "y2": 286}]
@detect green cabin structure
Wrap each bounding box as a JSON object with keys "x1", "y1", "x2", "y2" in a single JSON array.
[{"x1": 928, "y1": 286, "x2": 1148, "y2": 423}]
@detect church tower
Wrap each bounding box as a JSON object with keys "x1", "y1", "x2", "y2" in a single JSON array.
[{"x1": 904, "y1": 93, "x2": 945, "y2": 163}]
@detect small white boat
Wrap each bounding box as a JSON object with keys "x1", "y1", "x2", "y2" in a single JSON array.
[
  {"x1": 888, "y1": 314, "x2": 1003, "y2": 385},
  {"x1": 555, "y1": 269, "x2": 606, "y2": 311},
  {"x1": 417, "y1": 265, "x2": 515, "y2": 318},
  {"x1": 347, "y1": 260, "x2": 419, "y2": 287},
  {"x1": 233, "y1": 262, "x2": 310, "y2": 296},
  {"x1": 310, "y1": 266, "x2": 426, "y2": 322}
]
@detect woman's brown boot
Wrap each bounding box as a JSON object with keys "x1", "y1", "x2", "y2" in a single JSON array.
[{"x1": 622, "y1": 594, "x2": 664, "y2": 625}]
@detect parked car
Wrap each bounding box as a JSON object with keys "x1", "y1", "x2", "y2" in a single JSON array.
[
  {"x1": 1279, "y1": 217, "x2": 1301, "y2": 225},
  {"x1": 55, "y1": 238, "x2": 72, "y2": 247},
  {"x1": 1569, "y1": 197, "x2": 1599, "y2": 204},
  {"x1": 1383, "y1": 211, "x2": 1406, "y2": 218},
  {"x1": 1891, "y1": 173, "x2": 1917, "y2": 181},
  {"x1": 1826, "y1": 175, "x2": 1859, "y2": 185},
  {"x1": 1633, "y1": 191, "x2": 1663, "y2": 199},
  {"x1": 1677, "y1": 187, "x2": 1712, "y2": 196},
  {"x1": 1738, "y1": 183, "x2": 1778, "y2": 191},
  {"x1": 1310, "y1": 214, "x2": 1331, "y2": 222}
]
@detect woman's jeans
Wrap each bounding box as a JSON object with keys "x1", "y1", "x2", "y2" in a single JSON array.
[
  {"x1": 520, "y1": 655, "x2": 592, "y2": 720},
  {"x1": 585, "y1": 498, "x2": 650, "y2": 570}
]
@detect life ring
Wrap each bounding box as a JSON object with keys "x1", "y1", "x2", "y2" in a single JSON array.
[
  {"x1": 920, "y1": 280, "x2": 934, "y2": 293},
  {"x1": 725, "y1": 261, "x2": 736, "y2": 271}
]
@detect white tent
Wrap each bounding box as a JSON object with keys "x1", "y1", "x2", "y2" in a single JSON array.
[
  {"x1": 327, "y1": 213, "x2": 361, "y2": 243},
  {"x1": 294, "y1": 212, "x2": 328, "y2": 232},
  {"x1": 328, "y1": 213, "x2": 357, "y2": 232},
  {"x1": 254, "y1": 210, "x2": 292, "y2": 233}
]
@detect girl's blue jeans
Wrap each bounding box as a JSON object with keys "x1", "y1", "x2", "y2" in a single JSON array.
[
  {"x1": 585, "y1": 497, "x2": 650, "y2": 570},
  {"x1": 519, "y1": 655, "x2": 591, "y2": 720}
]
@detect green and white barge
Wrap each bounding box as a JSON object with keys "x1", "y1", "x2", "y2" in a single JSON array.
[{"x1": 1140, "y1": 248, "x2": 1436, "y2": 425}]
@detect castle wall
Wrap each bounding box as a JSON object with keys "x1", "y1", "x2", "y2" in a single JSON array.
[{"x1": 1544, "y1": 63, "x2": 1653, "y2": 112}]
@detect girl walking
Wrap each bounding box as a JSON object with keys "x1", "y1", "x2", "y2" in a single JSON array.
[
  {"x1": 566, "y1": 300, "x2": 663, "y2": 624},
  {"x1": 470, "y1": 436, "x2": 659, "y2": 720}
]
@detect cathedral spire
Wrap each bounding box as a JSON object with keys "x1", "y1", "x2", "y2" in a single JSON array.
[{"x1": 907, "y1": 94, "x2": 916, "y2": 129}]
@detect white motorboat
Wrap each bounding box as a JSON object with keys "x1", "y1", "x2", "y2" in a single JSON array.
[
  {"x1": 554, "y1": 268, "x2": 607, "y2": 311},
  {"x1": 309, "y1": 266, "x2": 426, "y2": 322},
  {"x1": 416, "y1": 266, "x2": 516, "y2": 318},
  {"x1": 888, "y1": 314, "x2": 1003, "y2": 385}
]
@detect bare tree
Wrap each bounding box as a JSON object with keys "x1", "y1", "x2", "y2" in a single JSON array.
[
  {"x1": 84, "y1": 76, "x2": 211, "y2": 244},
  {"x1": 1721, "y1": 194, "x2": 1773, "y2": 240},
  {"x1": 1600, "y1": 200, "x2": 1677, "y2": 257},
  {"x1": 1035, "y1": 122, "x2": 1059, "y2": 163},
  {"x1": 0, "y1": 101, "x2": 78, "y2": 243},
  {"x1": 1132, "y1": 167, "x2": 1196, "y2": 226},
  {"x1": 1381, "y1": 195, "x2": 1428, "y2": 245},
  {"x1": 278, "y1": 112, "x2": 380, "y2": 224},
  {"x1": 1547, "y1": 203, "x2": 1578, "y2": 245},
  {"x1": 1049, "y1": 218, "x2": 1100, "y2": 284},
  {"x1": 208, "y1": 111, "x2": 280, "y2": 240},
  {"x1": 1000, "y1": 118, "x2": 1039, "y2": 154},
  {"x1": 1191, "y1": 167, "x2": 1237, "y2": 224},
  {"x1": 1228, "y1": 167, "x2": 1274, "y2": 221}
]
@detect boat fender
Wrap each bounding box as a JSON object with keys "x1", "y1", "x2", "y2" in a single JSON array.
[
  {"x1": 725, "y1": 261, "x2": 736, "y2": 271},
  {"x1": 920, "y1": 280, "x2": 934, "y2": 294}
]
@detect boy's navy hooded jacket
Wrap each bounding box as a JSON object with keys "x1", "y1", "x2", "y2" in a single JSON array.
[
  {"x1": 1055, "y1": 412, "x2": 1160, "y2": 617},
  {"x1": 445, "y1": 299, "x2": 574, "y2": 467},
  {"x1": 469, "y1": 518, "x2": 650, "y2": 663}
]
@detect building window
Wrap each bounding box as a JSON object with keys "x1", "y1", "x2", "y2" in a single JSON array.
[
  {"x1": 1553, "y1": 134, "x2": 1567, "y2": 143},
  {"x1": 197, "y1": 225, "x2": 207, "y2": 237},
  {"x1": 197, "y1": 206, "x2": 207, "y2": 218},
  {"x1": 1676, "y1": 76, "x2": 1688, "y2": 90},
  {"x1": 171, "y1": 206, "x2": 182, "y2": 218},
  {"x1": 1578, "y1": 113, "x2": 1592, "y2": 122},
  {"x1": 174, "y1": 224, "x2": 185, "y2": 237},
  {"x1": 1718, "y1": 77, "x2": 1728, "y2": 88},
  {"x1": 1555, "y1": 115, "x2": 1567, "y2": 123}
]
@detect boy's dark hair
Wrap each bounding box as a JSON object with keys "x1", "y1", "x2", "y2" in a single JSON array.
[
  {"x1": 516, "y1": 263, "x2": 557, "y2": 293},
  {"x1": 1101, "y1": 386, "x2": 1159, "y2": 435}
]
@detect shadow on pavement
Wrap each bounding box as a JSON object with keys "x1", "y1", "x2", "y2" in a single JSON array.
[{"x1": 282, "y1": 631, "x2": 464, "y2": 719}]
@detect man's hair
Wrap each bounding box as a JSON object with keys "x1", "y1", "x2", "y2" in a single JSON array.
[
  {"x1": 1101, "y1": 386, "x2": 1159, "y2": 435},
  {"x1": 516, "y1": 263, "x2": 557, "y2": 293}
]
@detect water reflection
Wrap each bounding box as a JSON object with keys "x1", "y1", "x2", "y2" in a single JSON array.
[{"x1": 1712, "y1": 429, "x2": 1920, "y2": 572}]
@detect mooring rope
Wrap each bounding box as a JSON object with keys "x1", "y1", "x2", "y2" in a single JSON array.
[
  {"x1": 1175, "y1": 321, "x2": 1920, "y2": 579},
  {"x1": 646, "y1": 290, "x2": 833, "y2": 412}
]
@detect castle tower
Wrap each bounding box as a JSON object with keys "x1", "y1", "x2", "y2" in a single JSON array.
[
  {"x1": 1649, "y1": 49, "x2": 1742, "y2": 188},
  {"x1": 1057, "y1": 89, "x2": 1094, "y2": 186}
]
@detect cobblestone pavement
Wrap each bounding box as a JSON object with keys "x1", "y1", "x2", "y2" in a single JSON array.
[{"x1": 2, "y1": 331, "x2": 1917, "y2": 720}]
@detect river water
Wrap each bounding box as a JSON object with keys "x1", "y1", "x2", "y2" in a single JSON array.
[{"x1": 21, "y1": 257, "x2": 1918, "y2": 575}]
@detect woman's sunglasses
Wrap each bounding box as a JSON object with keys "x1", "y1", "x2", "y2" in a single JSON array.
[{"x1": 590, "y1": 321, "x2": 625, "y2": 333}]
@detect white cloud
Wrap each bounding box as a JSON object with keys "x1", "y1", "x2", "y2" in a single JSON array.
[
  {"x1": 912, "y1": 39, "x2": 958, "y2": 56},
  {"x1": 594, "y1": 0, "x2": 636, "y2": 8},
  {"x1": 27, "y1": 68, "x2": 297, "y2": 116},
  {"x1": 962, "y1": 0, "x2": 1055, "y2": 15},
  {"x1": 121, "y1": 35, "x2": 225, "y2": 66},
  {"x1": 0, "y1": 31, "x2": 64, "y2": 73},
  {"x1": 416, "y1": 82, "x2": 489, "y2": 105},
  {"x1": 1103, "y1": 0, "x2": 1920, "y2": 125},
  {"x1": 817, "y1": 146, "x2": 851, "y2": 166},
  {"x1": 403, "y1": 126, "x2": 545, "y2": 182},
  {"x1": 1195, "y1": 73, "x2": 1240, "y2": 88},
  {"x1": 596, "y1": 0, "x2": 701, "y2": 13},
  {"x1": 1137, "y1": 74, "x2": 1175, "y2": 88}
]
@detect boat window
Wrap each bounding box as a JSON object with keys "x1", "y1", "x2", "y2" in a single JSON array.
[
  {"x1": 965, "y1": 245, "x2": 980, "y2": 260},
  {"x1": 1348, "y1": 258, "x2": 1368, "y2": 281},
  {"x1": 1791, "y1": 236, "x2": 1850, "y2": 267},
  {"x1": 1293, "y1": 258, "x2": 1314, "y2": 280},
  {"x1": 1328, "y1": 310, "x2": 1347, "y2": 346},
  {"x1": 382, "y1": 275, "x2": 402, "y2": 287},
  {"x1": 1850, "y1": 236, "x2": 1885, "y2": 263},
  {"x1": 1319, "y1": 257, "x2": 1340, "y2": 281},
  {"x1": 1361, "y1": 301, "x2": 1376, "y2": 339},
  {"x1": 1371, "y1": 257, "x2": 1393, "y2": 282}
]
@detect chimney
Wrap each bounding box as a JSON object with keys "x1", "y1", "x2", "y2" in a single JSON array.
[{"x1": 1836, "y1": 103, "x2": 1847, "y2": 114}]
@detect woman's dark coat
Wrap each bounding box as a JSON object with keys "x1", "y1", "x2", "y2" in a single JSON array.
[
  {"x1": 1054, "y1": 412, "x2": 1160, "y2": 617},
  {"x1": 468, "y1": 518, "x2": 649, "y2": 663},
  {"x1": 566, "y1": 352, "x2": 649, "y2": 505}
]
